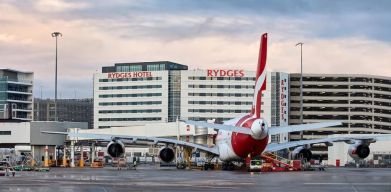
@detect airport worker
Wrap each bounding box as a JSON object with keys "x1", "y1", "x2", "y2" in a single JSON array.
[{"x1": 133, "y1": 159, "x2": 137, "y2": 168}]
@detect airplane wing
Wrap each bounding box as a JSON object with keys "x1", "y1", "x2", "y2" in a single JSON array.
[
  {"x1": 184, "y1": 120, "x2": 252, "y2": 134},
  {"x1": 185, "y1": 120, "x2": 341, "y2": 135},
  {"x1": 41, "y1": 131, "x2": 220, "y2": 155},
  {"x1": 268, "y1": 121, "x2": 342, "y2": 135},
  {"x1": 265, "y1": 134, "x2": 391, "y2": 152}
]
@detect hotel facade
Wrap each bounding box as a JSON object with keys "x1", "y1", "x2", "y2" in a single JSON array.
[{"x1": 93, "y1": 61, "x2": 289, "y2": 141}]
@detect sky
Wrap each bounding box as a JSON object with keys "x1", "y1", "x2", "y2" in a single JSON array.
[{"x1": 1, "y1": 0, "x2": 390, "y2": 98}]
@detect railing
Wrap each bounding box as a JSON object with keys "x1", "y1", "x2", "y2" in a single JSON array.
[
  {"x1": 7, "y1": 88, "x2": 32, "y2": 93},
  {"x1": 261, "y1": 152, "x2": 294, "y2": 169},
  {"x1": 1, "y1": 77, "x2": 33, "y2": 84},
  {"x1": 8, "y1": 98, "x2": 29, "y2": 101}
]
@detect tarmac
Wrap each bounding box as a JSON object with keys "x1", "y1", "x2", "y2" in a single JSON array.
[{"x1": 0, "y1": 166, "x2": 390, "y2": 192}]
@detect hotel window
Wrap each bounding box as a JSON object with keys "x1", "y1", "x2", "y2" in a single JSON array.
[
  {"x1": 116, "y1": 65, "x2": 142, "y2": 72},
  {"x1": 99, "y1": 117, "x2": 162, "y2": 122},
  {"x1": 99, "y1": 109, "x2": 161, "y2": 114},
  {"x1": 0, "y1": 131, "x2": 11, "y2": 135},
  {"x1": 99, "y1": 93, "x2": 162, "y2": 98},
  {"x1": 99, "y1": 85, "x2": 162, "y2": 90},
  {"x1": 129, "y1": 65, "x2": 142, "y2": 71},
  {"x1": 116, "y1": 66, "x2": 127, "y2": 72},
  {"x1": 99, "y1": 101, "x2": 161, "y2": 106},
  {"x1": 147, "y1": 64, "x2": 162, "y2": 71},
  {"x1": 99, "y1": 77, "x2": 162, "y2": 82}
]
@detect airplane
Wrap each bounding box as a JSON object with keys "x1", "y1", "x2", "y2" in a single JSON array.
[{"x1": 43, "y1": 33, "x2": 391, "y2": 169}]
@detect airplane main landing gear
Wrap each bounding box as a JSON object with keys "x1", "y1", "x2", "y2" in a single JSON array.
[
  {"x1": 202, "y1": 162, "x2": 215, "y2": 170},
  {"x1": 176, "y1": 162, "x2": 186, "y2": 169},
  {"x1": 222, "y1": 162, "x2": 235, "y2": 171},
  {"x1": 202, "y1": 154, "x2": 216, "y2": 171}
]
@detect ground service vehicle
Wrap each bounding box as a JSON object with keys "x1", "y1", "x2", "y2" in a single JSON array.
[{"x1": 248, "y1": 160, "x2": 262, "y2": 172}]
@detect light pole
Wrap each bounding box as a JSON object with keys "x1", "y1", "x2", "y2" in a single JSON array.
[
  {"x1": 40, "y1": 85, "x2": 43, "y2": 99},
  {"x1": 296, "y1": 42, "x2": 303, "y2": 139},
  {"x1": 52, "y1": 32, "x2": 62, "y2": 121}
]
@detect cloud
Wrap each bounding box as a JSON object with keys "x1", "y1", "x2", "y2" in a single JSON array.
[
  {"x1": 35, "y1": 0, "x2": 90, "y2": 12},
  {"x1": 0, "y1": 33, "x2": 16, "y2": 43},
  {"x1": 268, "y1": 37, "x2": 391, "y2": 76},
  {"x1": 0, "y1": 0, "x2": 390, "y2": 99}
]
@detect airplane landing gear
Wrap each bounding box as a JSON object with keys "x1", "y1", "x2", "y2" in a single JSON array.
[
  {"x1": 222, "y1": 162, "x2": 235, "y2": 171},
  {"x1": 202, "y1": 162, "x2": 215, "y2": 170},
  {"x1": 176, "y1": 162, "x2": 186, "y2": 169},
  {"x1": 202, "y1": 154, "x2": 216, "y2": 171}
]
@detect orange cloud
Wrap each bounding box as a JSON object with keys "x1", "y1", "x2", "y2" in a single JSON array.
[{"x1": 1, "y1": 1, "x2": 390, "y2": 98}]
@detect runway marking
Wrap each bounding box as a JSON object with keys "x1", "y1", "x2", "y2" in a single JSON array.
[
  {"x1": 303, "y1": 183, "x2": 391, "y2": 186},
  {"x1": 351, "y1": 185, "x2": 358, "y2": 192},
  {"x1": 0, "y1": 183, "x2": 238, "y2": 190},
  {"x1": 0, "y1": 180, "x2": 243, "y2": 189}
]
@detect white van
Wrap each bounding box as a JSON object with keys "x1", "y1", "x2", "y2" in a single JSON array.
[{"x1": 248, "y1": 160, "x2": 262, "y2": 172}]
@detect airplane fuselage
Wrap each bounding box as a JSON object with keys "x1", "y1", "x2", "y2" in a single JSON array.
[{"x1": 216, "y1": 114, "x2": 269, "y2": 161}]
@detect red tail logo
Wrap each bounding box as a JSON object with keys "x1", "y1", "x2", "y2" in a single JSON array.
[{"x1": 251, "y1": 33, "x2": 268, "y2": 118}]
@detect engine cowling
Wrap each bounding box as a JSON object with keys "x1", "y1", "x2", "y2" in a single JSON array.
[
  {"x1": 290, "y1": 146, "x2": 312, "y2": 161},
  {"x1": 107, "y1": 141, "x2": 125, "y2": 158},
  {"x1": 348, "y1": 143, "x2": 370, "y2": 159},
  {"x1": 158, "y1": 147, "x2": 175, "y2": 163}
]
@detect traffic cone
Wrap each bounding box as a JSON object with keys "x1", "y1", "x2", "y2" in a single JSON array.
[
  {"x1": 44, "y1": 146, "x2": 49, "y2": 167},
  {"x1": 62, "y1": 148, "x2": 68, "y2": 167}
]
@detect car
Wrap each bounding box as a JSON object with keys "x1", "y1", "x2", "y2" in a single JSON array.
[{"x1": 248, "y1": 160, "x2": 262, "y2": 172}]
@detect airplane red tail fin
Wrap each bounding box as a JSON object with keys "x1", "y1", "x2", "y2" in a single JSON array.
[{"x1": 250, "y1": 33, "x2": 268, "y2": 118}]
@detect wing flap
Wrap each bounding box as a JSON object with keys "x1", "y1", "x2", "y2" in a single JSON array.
[
  {"x1": 41, "y1": 131, "x2": 219, "y2": 155},
  {"x1": 42, "y1": 131, "x2": 113, "y2": 140}
]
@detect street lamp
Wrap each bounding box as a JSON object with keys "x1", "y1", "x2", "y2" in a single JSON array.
[
  {"x1": 52, "y1": 32, "x2": 62, "y2": 121},
  {"x1": 40, "y1": 85, "x2": 43, "y2": 99},
  {"x1": 296, "y1": 42, "x2": 303, "y2": 139}
]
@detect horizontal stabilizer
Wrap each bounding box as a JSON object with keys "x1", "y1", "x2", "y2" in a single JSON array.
[
  {"x1": 184, "y1": 120, "x2": 252, "y2": 135},
  {"x1": 185, "y1": 120, "x2": 341, "y2": 136}
]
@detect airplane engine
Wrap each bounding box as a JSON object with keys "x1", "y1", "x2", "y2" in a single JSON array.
[
  {"x1": 158, "y1": 147, "x2": 175, "y2": 163},
  {"x1": 290, "y1": 146, "x2": 312, "y2": 161},
  {"x1": 348, "y1": 143, "x2": 370, "y2": 159},
  {"x1": 107, "y1": 141, "x2": 125, "y2": 158}
]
